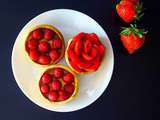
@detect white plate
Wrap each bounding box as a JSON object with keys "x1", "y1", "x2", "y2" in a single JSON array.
[{"x1": 12, "y1": 9, "x2": 114, "y2": 112}]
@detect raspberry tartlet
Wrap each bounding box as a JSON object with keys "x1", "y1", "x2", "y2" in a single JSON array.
[
  {"x1": 39, "y1": 65, "x2": 78, "y2": 104},
  {"x1": 25, "y1": 24, "x2": 65, "y2": 66},
  {"x1": 65, "y1": 32, "x2": 105, "y2": 74}
]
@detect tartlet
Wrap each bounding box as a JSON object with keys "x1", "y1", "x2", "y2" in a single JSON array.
[
  {"x1": 65, "y1": 32, "x2": 105, "y2": 74},
  {"x1": 25, "y1": 24, "x2": 65, "y2": 67},
  {"x1": 39, "y1": 64, "x2": 78, "y2": 104}
]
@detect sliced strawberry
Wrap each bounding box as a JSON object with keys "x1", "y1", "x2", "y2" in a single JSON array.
[
  {"x1": 38, "y1": 41, "x2": 50, "y2": 53},
  {"x1": 85, "y1": 55, "x2": 101, "y2": 72},
  {"x1": 74, "y1": 38, "x2": 82, "y2": 56},
  {"x1": 38, "y1": 55, "x2": 51, "y2": 65},
  {"x1": 69, "y1": 60, "x2": 84, "y2": 73},
  {"x1": 29, "y1": 49, "x2": 40, "y2": 61},
  {"x1": 82, "y1": 52, "x2": 93, "y2": 61},
  {"x1": 32, "y1": 29, "x2": 43, "y2": 40},
  {"x1": 44, "y1": 29, "x2": 54, "y2": 40},
  {"x1": 98, "y1": 44, "x2": 105, "y2": 56},
  {"x1": 83, "y1": 39, "x2": 92, "y2": 54},
  {"x1": 68, "y1": 50, "x2": 91, "y2": 68},
  {"x1": 89, "y1": 33, "x2": 101, "y2": 45},
  {"x1": 48, "y1": 91, "x2": 59, "y2": 101}
]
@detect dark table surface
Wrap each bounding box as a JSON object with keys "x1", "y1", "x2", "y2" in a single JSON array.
[{"x1": 0, "y1": 0, "x2": 157, "y2": 120}]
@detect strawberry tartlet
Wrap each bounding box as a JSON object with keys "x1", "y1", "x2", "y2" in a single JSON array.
[
  {"x1": 25, "y1": 24, "x2": 65, "y2": 66},
  {"x1": 39, "y1": 65, "x2": 78, "y2": 104},
  {"x1": 65, "y1": 32, "x2": 105, "y2": 74}
]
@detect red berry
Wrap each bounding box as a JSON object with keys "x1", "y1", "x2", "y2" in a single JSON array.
[
  {"x1": 44, "y1": 29, "x2": 54, "y2": 40},
  {"x1": 63, "y1": 73, "x2": 74, "y2": 84},
  {"x1": 52, "y1": 68, "x2": 64, "y2": 78},
  {"x1": 27, "y1": 39, "x2": 38, "y2": 50},
  {"x1": 58, "y1": 90, "x2": 68, "y2": 101},
  {"x1": 52, "y1": 39, "x2": 62, "y2": 49},
  {"x1": 64, "y1": 84, "x2": 75, "y2": 94},
  {"x1": 49, "y1": 49, "x2": 60, "y2": 61},
  {"x1": 32, "y1": 29, "x2": 43, "y2": 40},
  {"x1": 41, "y1": 73, "x2": 52, "y2": 84},
  {"x1": 38, "y1": 41, "x2": 50, "y2": 53},
  {"x1": 48, "y1": 91, "x2": 59, "y2": 101},
  {"x1": 40, "y1": 85, "x2": 49, "y2": 94},
  {"x1": 29, "y1": 50, "x2": 40, "y2": 61},
  {"x1": 38, "y1": 55, "x2": 51, "y2": 65},
  {"x1": 51, "y1": 80, "x2": 62, "y2": 91}
]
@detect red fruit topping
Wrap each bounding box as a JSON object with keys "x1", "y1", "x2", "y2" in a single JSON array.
[
  {"x1": 89, "y1": 33, "x2": 101, "y2": 45},
  {"x1": 120, "y1": 24, "x2": 146, "y2": 54},
  {"x1": 48, "y1": 91, "x2": 59, "y2": 101},
  {"x1": 32, "y1": 29, "x2": 43, "y2": 40},
  {"x1": 38, "y1": 41, "x2": 50, "y2": 53},
  {"x1": 63, "y1": 73, "x2": 74, "y2": 84},
  {"x1": 29, "y1": 50, "x2": 40, "y2": 61},
  {"x1": 52, "y1": 39, "x2": 62, "y2": 49},
  {"x1": 51, "y1": 80, "x2": 62, "y2": 91},
  {"x1": 27, "y1": 39, "x2": 38, "y2": 50},
  {"x1": 44, "y1": 29, "x2": 54, "y2": 40},
  {"x1": 52, "y1": 68, "x2": 64, "y2": 78},
  {"x1": 40, "y1": 85, "x2": 49, "y2": 94},
  {"x1": 58, "y1": 90, "x2": 68, "y2": 101},
  {"x1": 38, "y1": 55, "x2": 51, "y2": 65},
  {"x1": 41, "y1": 73, "x2": 52, "y2": 84},
  {"x1": 49, "y1": 49, "x2": 60, "y2": 61},
  {"x1": 67, "y1": 33, "x2": 105, "y2": 73},
  {"x1": 64, "y1": 84, "x2": 75, "y2": 94}
]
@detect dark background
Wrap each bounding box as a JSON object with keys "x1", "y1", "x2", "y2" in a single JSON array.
[{"x1": 0, "y1": 0, "x2": 157, "y2": 120}]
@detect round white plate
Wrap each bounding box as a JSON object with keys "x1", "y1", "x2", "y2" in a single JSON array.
[{"x1": 12, "y1": 9, "x2": 114, "y2": 112}]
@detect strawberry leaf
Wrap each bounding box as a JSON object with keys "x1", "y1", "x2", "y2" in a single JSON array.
[{"x1": 120, "y1": 24, "x2": 147, "y2": 38}]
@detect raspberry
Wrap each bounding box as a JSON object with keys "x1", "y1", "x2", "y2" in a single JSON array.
[
  {"x1": 63, "y1": 73, "x2": 74, "y2": 84},
  {"x1": 44, "y1": 29, "x2": 54, "y2": 40},
  {"x1": 40, "y1": 85, "x2": 49, "y2": 94},
  {"x1": 27, "y1": 39, "x2": 38, "y2": 50},
  {"x1": 52, "y1": 39, "x2": 62, "y2": 49},
  {"x1": 49, "y1": 49, "x2": 60, "y2": 61},
  {"x1": 51, "y1": 80, "x2": 62, "y2": 91},
  {"x1": 58, "y1": 90, "x2": 68, "y2": 101},
  {"x1": 32, "y1": 29, "x2": 43, "y2": 40},
  {"x1": 64, "y1": 84, "x2": 75, "y2": 94},
  {"x1": 48, "y1": 91, "x2": 59, "y2": 101},
  {"x1": 29, "y1": 50, "x2": 40, "y2": 61},
  {"x1": 38, "y1": 41, "x2": 50, "y2": 53},
  {"x1": 41, "y1": 73, "x2": 52, "y2": 84},
  {"x1": 38, "y1": 55, "x2": 51, "y2": 65},
  {"x1": 51, "y1": 68, "x2": 64, "y2": 78}
]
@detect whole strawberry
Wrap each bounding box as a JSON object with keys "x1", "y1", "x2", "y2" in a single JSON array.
[
  {"x1": 116, "y1": 0, "x2": 143, "y2": 23},
  {"x1": 120, "y1": 24, "x2": 147, "y2": 54}
]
